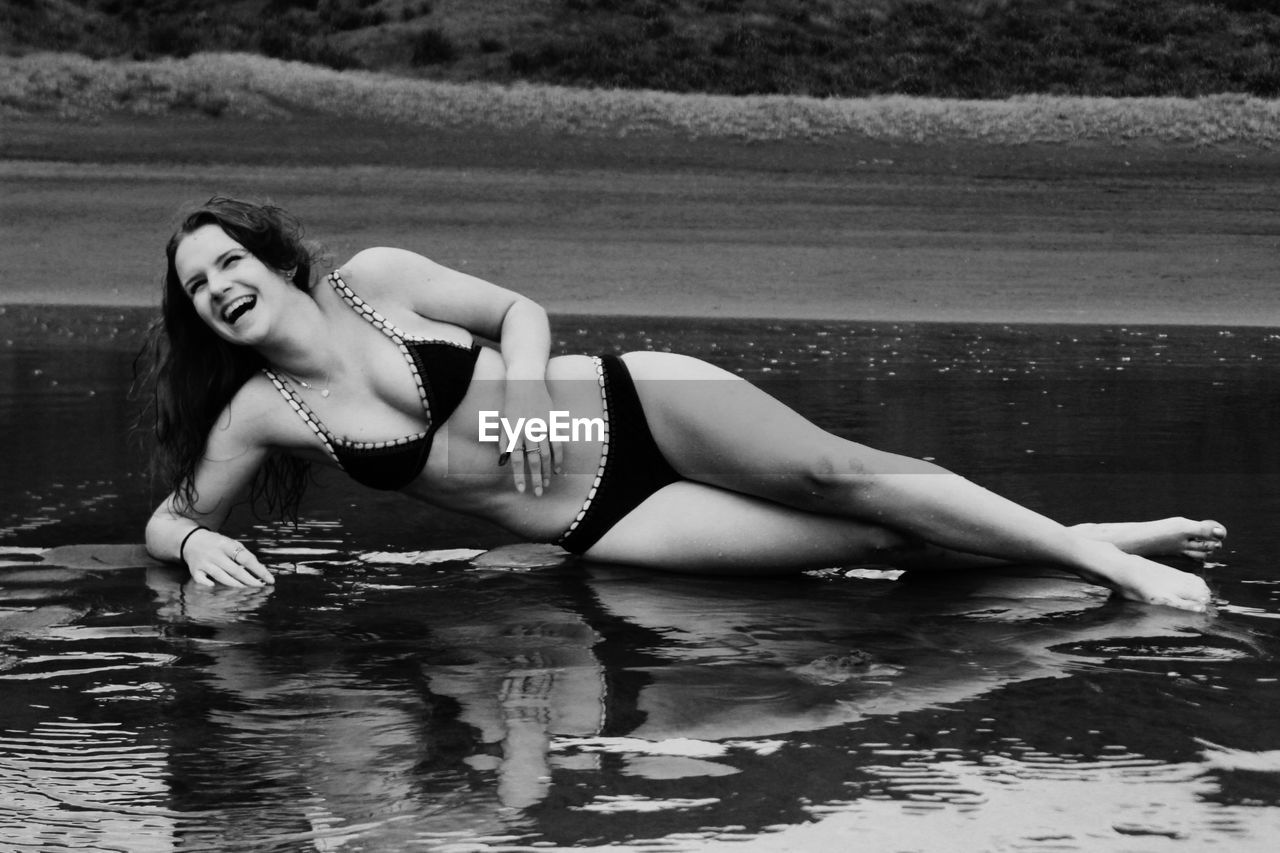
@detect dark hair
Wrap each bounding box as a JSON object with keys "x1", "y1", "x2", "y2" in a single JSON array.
[{"x1": 141, "y1": 196, "x2": 321, "y2": 520}]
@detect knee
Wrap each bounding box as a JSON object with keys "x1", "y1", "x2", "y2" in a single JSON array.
[
  {"x1": 799, "y1": 445, "x2": 898, "y2": 494},
  {"x1": 874, "y1": 533, "x2": 933, "y2": 567},
  {"x1": 796, "y1": 448, "x2": 939, "y2": 509},
  {"x1": 795, "y1": 451, "x2": 874, "y2": 509}
]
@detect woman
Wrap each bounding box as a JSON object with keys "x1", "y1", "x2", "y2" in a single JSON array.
[{"x1": 144, "y1": 197, "x2": 1225, "y2": 610}]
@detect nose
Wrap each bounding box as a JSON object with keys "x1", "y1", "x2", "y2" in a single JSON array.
[{"x1": 207, "y1": 270, "x2": 235, "y2": 300}]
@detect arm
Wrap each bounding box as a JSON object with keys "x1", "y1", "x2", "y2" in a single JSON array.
[
  {"x1": 346, "y1": 248, "x2": 560, "y2": 492},
  {"x1": 344, "y1": 247, "x2": 550, "y2": 368},
  {"x1": 145, "y1": 394, "x2": 276, "y2": 588}
]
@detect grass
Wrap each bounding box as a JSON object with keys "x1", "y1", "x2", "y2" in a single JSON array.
[
  {"x1": 3, "y1": 1, "x2": 1280, "y2": 98},
  {"x1": 4, "y1": 51, "x2": 1280, "y2": 149}
]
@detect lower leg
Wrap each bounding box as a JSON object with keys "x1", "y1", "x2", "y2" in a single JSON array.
[
  {"x1": 818, "y1": 458, "x2": 1219, "y2": 611},
  {"x1": 896, "y1": 517, "x2": 1228, "y2": 572}
]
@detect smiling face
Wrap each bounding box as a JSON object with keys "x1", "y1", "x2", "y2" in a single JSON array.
[{"x1": 173, "y1": 224, "x2": 293, "y2": 343}]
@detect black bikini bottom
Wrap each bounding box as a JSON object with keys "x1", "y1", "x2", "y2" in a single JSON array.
[{"x1": 556, "y1": 354, "x2": 680, "y2": 555}]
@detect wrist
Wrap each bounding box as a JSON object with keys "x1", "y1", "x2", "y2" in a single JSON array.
[{"x1": 178, "y1": 525, "x2": 210, "y2": 566}]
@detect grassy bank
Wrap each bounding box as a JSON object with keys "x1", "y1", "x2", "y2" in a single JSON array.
[
  {"x1": 5, "y1": 52, "x2": 1280, "y2": 148},
  {"x1": 4, "y1": 0, "x2": 1280, "y2": 99}
]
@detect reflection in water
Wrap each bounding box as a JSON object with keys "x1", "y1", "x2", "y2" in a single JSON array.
[{"x1": 2, "y1": 309, "x2": 1280, "y2": 849}]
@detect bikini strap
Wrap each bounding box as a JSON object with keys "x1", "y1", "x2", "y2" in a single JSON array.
[
  {"x1": 328, "y1": 271, "x2": 412, "y2": 342},
  {"x1": 262, "y1": 368, "x2": 343, "y2": 467},
  {"x1": 326, "y1": 270, "x2": 434, "y2": 425}
]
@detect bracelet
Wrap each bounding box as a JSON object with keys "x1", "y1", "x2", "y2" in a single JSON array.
[{"x1": 178, "y1": 525, "x2": 209, "y2": 567}]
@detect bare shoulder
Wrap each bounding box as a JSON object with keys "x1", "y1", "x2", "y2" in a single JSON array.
[
  {"x1": 338, "y1": 247, "x2": 440, "y2": 302},
  {"x1": 215, "y1": 372, "x2": 309, "y2": 451}
]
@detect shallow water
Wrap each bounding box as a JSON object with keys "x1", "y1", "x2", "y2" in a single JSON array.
[{"x1": 2, "y1": 306, "x2": 1280, "y2": 851}]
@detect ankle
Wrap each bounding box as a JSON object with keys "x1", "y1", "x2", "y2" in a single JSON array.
[{"x1": 1065, "y1": 537, "x2": 1127, "y2": 584}]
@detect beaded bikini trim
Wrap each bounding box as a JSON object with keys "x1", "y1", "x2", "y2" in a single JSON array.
[
  {"x1": 328, "y1": 270, "x2": 438, "y2": 425},
  {"x1": 263, "y1": 270, "x2": 470, "y2": 464},
  {"x1": 266, "y1": 271, "x2": 609, "y2": 539},
  {"x1": 556, "y1": 356, "x2": 611, "y2": 546}
]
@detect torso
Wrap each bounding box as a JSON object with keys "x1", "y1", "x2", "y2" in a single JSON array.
[{"x1": 254, "y1": 268, "x2": 610, "y2": 542}]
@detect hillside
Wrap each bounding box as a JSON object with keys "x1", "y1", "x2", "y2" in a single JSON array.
[{"x1": 2, "y1": 0, "x2": 1279, "y2": 98}]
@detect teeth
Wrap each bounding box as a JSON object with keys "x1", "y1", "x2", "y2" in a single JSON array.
[{"x1": 222, "y1": 296, "x2": 256, "y2": 324}]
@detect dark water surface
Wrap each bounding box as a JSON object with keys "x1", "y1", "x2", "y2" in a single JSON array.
[{"x1": 2, "y1": 307, "x2": 1279, "y2": 851}]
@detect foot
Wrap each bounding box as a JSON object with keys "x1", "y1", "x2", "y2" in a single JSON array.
[
  {"x1": 1072, "y1": 518, "x2": 1226, "y2": 561},
  {"x1": 1100, "y1": 550, "x2": 1208, "y2": 612},
  {"x1": 1076, "y1": 541, "x2": 1213, "y2": 612}
]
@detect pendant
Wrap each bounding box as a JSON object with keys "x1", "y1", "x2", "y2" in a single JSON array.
[{"x1": 321, "y1": 389, "x2": 331, "y2": 398}]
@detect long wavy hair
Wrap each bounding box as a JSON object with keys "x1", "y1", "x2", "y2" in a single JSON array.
[{"x1": 139, "y1": 196, "x2": 322, "y2": 520}]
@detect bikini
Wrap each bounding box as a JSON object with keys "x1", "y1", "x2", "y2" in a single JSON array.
[
  {"x1": 263, "y1": 271, "x2": 481, "y2": 492},
  {"x1": 555, "y1": 354, "x2": 679, "y2": 554},
  {"x1": 264, "y1": 271, "x2": 679, "y2": 553}
]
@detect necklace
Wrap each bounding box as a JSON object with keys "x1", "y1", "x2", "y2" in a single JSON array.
[
  {"x1": 282, "y1": 368, "x2": 331, "y2": 398},
  {"x1": 296, "y1": 376, "x2": 331, "y2": 398}
]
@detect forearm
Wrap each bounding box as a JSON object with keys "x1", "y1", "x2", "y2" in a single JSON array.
[
  {"x1": 145, "y1": 502, "x2": 272, "y2": 587},
  {"x1": 145, "y1": 505, "x2": 216, "y2": 564},
  {"x1": 499, "y1": 299, "x2": 551, "y2": 380}
]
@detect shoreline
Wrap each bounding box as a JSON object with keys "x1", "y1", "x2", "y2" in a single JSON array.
[
  {"x1": 2, "y1": 304, "x2": 1277, "y2": 341},
  {"x1": 5, "y1": 98, "x2": 1280, "y2": 327}
]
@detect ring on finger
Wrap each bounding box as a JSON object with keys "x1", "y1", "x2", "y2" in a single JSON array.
[{"x1": 231, "y1": 546, "x2": 245, "y2": 564}]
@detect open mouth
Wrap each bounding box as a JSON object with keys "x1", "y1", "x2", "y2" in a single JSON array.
[{"x1": 221, "y1": 295, "x2": 257, "y2": 325}]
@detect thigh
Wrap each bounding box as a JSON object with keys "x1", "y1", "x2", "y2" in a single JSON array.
[
  {"x1": 621, "y1": 351, "x2": 907, "y2": 508},
  {"x1": 583, "y1": 480, "x2": 908, "y2": 574}
]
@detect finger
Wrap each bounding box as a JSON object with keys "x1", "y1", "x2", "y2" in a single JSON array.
[
  {"x1": 528, "y1": 445, "x2": 546, "y2": 496},
  {"x1": 550, "y1": 438, "x2": 565, "y2": 475},
  {"x1": 226, "y1": 564, "x2": 267, "y2": 587},
  {"x1": 197, "y1": 562, "x2": 249, "y2": 588},
  {"x1": 512, "y1": 448, "x2": 528, "y2": 493},
  {"x1": 236, "y1": 550, "x2": 275, "y2": 584},
  {"x1": 220, "y1": 545, "x2": 263, "y2": 586},
  {"x1": 539, "y1": 442, "x2": 552, "y2": 488},
  {"x1": 189, "y1": 568, "x2": 217, "y2": 588},
  {"x1": 225, "y1": 554, "x2": 267, "y2": 587},
  {"x1": 216, "y1": 560, "x2": 257, "y2": 588},
  {"x1": 539, "y1": 442, "x2": 553, "y2": 487}
]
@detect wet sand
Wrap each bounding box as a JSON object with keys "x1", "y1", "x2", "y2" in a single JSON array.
[{"x1": 3, "y1": 115, "x2": 1279, "y2": 325}]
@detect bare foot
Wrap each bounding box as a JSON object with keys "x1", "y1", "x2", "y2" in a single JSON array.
[
  {"x1": 1073, "y1": 541, "x2": 1213, "y2": 612},
  {"x1": 1071, "y1": 518, "x2": 1226, "y2": 561},
  {"x1": 1104, "y1": 551, "x2": 1213, "y2": 612}
]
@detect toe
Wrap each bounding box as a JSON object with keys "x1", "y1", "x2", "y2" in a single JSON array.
[{"x1": 1202, "y1": 520, "x2": 1228, "y2": 540}]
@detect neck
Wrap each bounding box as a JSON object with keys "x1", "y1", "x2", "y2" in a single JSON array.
[{"x1": 257, "y1": 291, "x2": 342, "y2": 384}]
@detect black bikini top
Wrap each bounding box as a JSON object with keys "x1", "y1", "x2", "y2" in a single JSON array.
[{"x1": 264, "y1": 272, "x2": 481, "y2": 490}]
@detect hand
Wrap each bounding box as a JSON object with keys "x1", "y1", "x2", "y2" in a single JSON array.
[
  {"x1": 498, "y1": 381, "x2": 564, "y2": 496},
  {"x1": 148, "y1": 565, "x2": 274, "y2": 623},
  {"x1": 509, "y1": 441, "x2": 553, "y2": 496},
  {"x1": 181, "y1": 528, "x2": 274, "y2": 588}
]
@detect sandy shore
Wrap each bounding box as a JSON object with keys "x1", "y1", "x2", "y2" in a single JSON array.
[{"x1": 4, "y1": 115, "x2": 1280, "y2": 325}]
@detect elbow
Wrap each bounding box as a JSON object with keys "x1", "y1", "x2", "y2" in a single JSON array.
[
  {"x1": 143, "y1": 511, "x2": 168, "y2": 562},
  {"x1": 144, "y1": 497, "x2": 190, "y2": 563},
  {"x1": 509, "y1": 296, "x2": 547, "y2": 324}
]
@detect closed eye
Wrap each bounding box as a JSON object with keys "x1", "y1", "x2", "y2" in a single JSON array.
[{"x1": 184, "y1": 252, "x2": 242, "y2": 295}]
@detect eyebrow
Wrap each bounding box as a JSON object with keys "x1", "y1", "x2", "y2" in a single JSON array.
[{"x1": 182, "y1": 249, "x2": 238, "y2": 292}]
